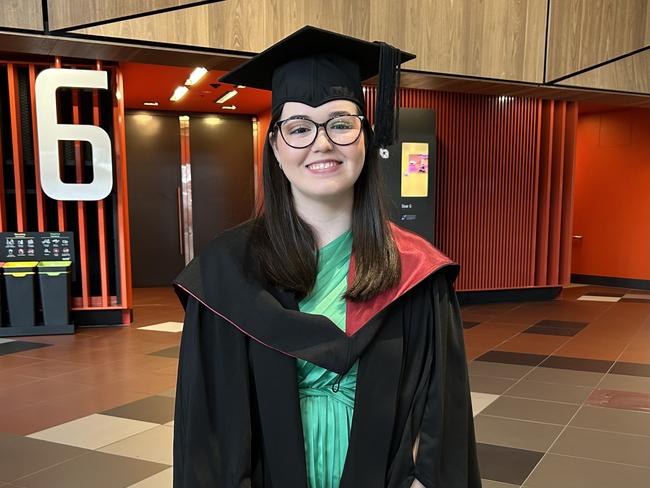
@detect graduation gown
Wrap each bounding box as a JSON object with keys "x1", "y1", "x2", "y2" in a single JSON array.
[{"x1": 172, "y1": 221, "x2": 482, "y2": 488}]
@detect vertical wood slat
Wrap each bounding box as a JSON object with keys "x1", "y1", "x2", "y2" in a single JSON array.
[
  {"x1": 7, "y1": 64, "x2": 27, "y2": 232},
  {"x1": 94, "y1": 60, "x2": 110, "y2": 307},
  {"x1": 28, "y1": 65, "x2": 46, "y2": 231},
  {"x1": 72, "y1": 89, "x2": 90, "y2": 307},
  {"x1": 559, "y1": 102, "x2": 579, "y2": 283},
  {"x1": 112, "y1": 68, "x2": 133, "y2": 321}
]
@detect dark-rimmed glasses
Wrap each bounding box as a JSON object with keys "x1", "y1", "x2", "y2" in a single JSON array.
[{"x1": 274, "y1": 114, "x2": 365, "y2": 149}]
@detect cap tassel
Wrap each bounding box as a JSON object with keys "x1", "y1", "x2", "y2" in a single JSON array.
[{"x1": 374, "y1": 42, "x2": 402, "y2": 155}]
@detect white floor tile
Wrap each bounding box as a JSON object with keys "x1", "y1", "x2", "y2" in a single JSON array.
[
  {"x1": 471, "y1": 392, "x2": 500, "y2": 416},
  {"x1": 138, "y1": 322, "x2": 183, "y2": 333},
  {"x1": 99, "y1": 425, "x2": 173, "y2": 465},
  {"x1": 27, "y1": 413, "x2": 158, "y2": 449},
  {"x1": 577, "y1": 296, "x2": 621, "y2": 302},
  {"x1": 126, "y1": 467, "x2": 173, "y2": 488}
]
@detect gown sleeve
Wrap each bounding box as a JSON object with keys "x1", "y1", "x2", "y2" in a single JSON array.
[
  {"x1": 413, "y1": 272, "x2": 482, "y2": 488},
  {"x1": 173, "y1": 294, "x2": 253, "y2": 488}
]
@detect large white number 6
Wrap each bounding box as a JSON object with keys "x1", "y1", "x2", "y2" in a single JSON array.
[{"x1": 35, "y1": 68, "x2": 113, "y2": 201}]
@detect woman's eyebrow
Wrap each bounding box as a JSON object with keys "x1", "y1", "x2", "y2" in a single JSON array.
[{"x1": 329, "y1": 110, "x2": 352, "y2": 117}]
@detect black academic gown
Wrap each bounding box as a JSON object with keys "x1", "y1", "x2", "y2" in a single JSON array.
[{"x1": 172, "y1": 221, "x2": 482, "y2": 488}]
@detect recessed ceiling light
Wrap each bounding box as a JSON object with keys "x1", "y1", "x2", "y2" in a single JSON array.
[
  {"x1": 221, "y1": 105, "x2": 236, "y2": 110},
  {"x1": 185, "y1": 67, "x2": 208, "y2": 86},
  {"x1": 170, "y1": 86, "x2": 189, "y2": 102},
  {"x1": 215, "y1": 90, "x2": 238, "y2": 104},
  {"x1": 143, "y1": 101, "x2": 159, "y2": 106}
]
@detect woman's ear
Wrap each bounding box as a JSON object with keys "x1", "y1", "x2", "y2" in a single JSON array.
[{"x1": 269, "y1": 132, "x2": 280, "y2": 162}]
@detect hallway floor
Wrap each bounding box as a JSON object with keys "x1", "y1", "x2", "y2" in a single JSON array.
[{"x1": 0, "y1": 284, "x2": 648, "y2": 487}]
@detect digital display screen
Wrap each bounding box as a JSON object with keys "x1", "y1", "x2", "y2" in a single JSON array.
[{"x1": 400, "y1": 142, "x2": 429, "y2": 197}]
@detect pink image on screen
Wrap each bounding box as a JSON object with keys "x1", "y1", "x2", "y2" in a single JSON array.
[{"x1": 407, "y1": 154, "x2": 428, "y2": 174}]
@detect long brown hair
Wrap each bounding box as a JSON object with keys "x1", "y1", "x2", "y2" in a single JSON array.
[{"x1": 249, "y1": 105, "x2": 400, "y2": 302}]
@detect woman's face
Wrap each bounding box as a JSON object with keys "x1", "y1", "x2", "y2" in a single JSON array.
[{"x1": 270, "y1": 100, "x2": 366, "y2": 204}]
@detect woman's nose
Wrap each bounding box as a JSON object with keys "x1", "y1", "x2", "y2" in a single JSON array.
[{"x1": 312, "y1": 126, "x2": 333, "y2": 151}]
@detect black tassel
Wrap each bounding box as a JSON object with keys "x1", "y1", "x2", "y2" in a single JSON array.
[{"x1": 374, "y1": 42, "x2": 402, "y2": 151}]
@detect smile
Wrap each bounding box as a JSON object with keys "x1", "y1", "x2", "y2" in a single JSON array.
[{"x1": 305, "y1": 161, "x2": 341, "y2": 170}]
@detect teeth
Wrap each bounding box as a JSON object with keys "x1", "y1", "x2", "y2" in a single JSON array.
[{"x1": 307, "y1": 161, "x2": 339, "y2": 170}]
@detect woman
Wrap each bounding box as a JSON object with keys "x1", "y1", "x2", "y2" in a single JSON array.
[{"x1": 173, "y1": 26, "x2": 481, "y2": 488}]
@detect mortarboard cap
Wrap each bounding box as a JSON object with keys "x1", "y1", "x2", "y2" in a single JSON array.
[{"x1": 219, "y1": 25, "x2": 415, "y2": 150}]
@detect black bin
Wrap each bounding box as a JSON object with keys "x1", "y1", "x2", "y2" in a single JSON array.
[
  {"x1": 37, "y1": 261, "x2": 72, "y2": 326},
  {"x1": 2, "y1": 261, "x2": 38, "y2": 327}
]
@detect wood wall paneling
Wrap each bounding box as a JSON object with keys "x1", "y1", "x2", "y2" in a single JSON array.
[
  {"x1": 0, "y1": 0, "x2": 43, "y2": 31},
  {"x1": 557, "y1": 50, "x2": 650, "y2": 95},
  {"x1": 73, "y1": 0, "x2": 547, "y2": 83},
  {"x1": 546, "y1": 0, "x2": 650, "y2": 81},
  {"x1": 47, "y1": 0, "x2": 220, "y2": 31}
]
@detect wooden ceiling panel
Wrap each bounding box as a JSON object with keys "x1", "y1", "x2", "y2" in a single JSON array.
[
  {"x1": 557, "y1": 49, "x2": 650, "y2": 94},
  {"x1": 547, "y1": 0, "x2": 650, "y2": 82},
  {"x1": 47, "y1": 0, "x2": 221, "y2": 31},
  {"x1": 0, "y1": 0, "x2": 43, "y2": 31},
  {"x1": 74, "y1": 0, "x2": 546, "y2": 83}
]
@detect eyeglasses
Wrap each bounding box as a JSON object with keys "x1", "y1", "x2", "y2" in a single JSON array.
[{"x1": 274, "y1": 114, "x2": 365, "y2": 149}]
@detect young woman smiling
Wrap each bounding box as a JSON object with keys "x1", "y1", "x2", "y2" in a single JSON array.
[{"x1": 173, "y1": 25, "x2": 481, "y2": 488}]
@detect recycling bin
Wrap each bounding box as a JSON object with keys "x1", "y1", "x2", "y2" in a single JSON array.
[
  {"x1": 2, "y1": 261, "x2": 38, "y2": 327},
  {"x1": 37, "y1": 261, "x2": 72, "y2": 326}
]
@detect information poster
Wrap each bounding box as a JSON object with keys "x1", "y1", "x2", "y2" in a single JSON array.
[{"x1": 401, "y1": 142, "x2": 429, "y2": 197}]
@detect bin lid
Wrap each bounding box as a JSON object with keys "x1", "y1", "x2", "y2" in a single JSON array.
[
  {"x1": 37, "y1": 261, "x2": 72, "y2": 268},
  {"x1": 3, "y1": 261, "x2": 39, "y2": 269}
]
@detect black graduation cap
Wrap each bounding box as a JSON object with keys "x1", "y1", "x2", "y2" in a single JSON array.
[{"x1": 219, "y1": 25, "x2": 415, "y2": 149}]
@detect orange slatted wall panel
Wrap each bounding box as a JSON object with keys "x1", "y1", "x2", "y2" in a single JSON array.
[
  {"x1": 365, "y1": 87, "x2": 577, "y2": 291},
  {"x1": 0, "y1": 59, "x2": 132, "y2": 322}
]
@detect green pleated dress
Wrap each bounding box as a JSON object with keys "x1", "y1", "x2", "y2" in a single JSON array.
[{"x1": 297, "y1": 230, "x2": 357, "y2": 488}]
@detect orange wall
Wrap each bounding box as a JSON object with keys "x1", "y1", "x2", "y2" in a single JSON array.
[{"x1": 572, "y1": 109, "x2": 650, "y2": 280}]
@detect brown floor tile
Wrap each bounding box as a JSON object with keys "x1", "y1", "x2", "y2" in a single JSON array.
[
  {"x1": 494, "y1": 333, "x2": 570, "y2": 355},
  {"x1": 0, "y1": 387, "x2": 151, "y2": 436},
  {"x1": 550, "y1": 426, "x2": 650, "y2": 467},
  {"x1": 0, "y1": 378, "x2": 93, "y2": 410},
  {"x1": 13, "y1": 451, "x2": 168, "y2": 488},
  {"x1": 0, "y1": 372, "x2": 41, "y2": 389},
  {"x1": 570, "y1": 405, "x2": 650, "y2": 437},
  {"x1": 552, "y1": 343, "x2": 628, "y2": 361},
  {"x1": 476, "y1": 443, "x2": 543, "y2": 485},
  {"x1": 0, "y1": 355, "x2": 45, "y2": 372},
  {"x1": 586, "y1": 389, "x2": 650, "y2": 412},
  {"x1": 6, "y1": 360, "x2": 92, "y2": 379},
  {"x1": 0, "y1": 432, "x2": 88, "y2": 483},
  {"x1": 481, "y1": 396, "x2": 579, "y2": 425},
  {"x1": 523, "y1": 453, "x2": 650, "y2": 488}
]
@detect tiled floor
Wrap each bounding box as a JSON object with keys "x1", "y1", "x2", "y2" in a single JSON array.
[{"x1": 0, "y1": 285, "x2": 649, "y2": 487}]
